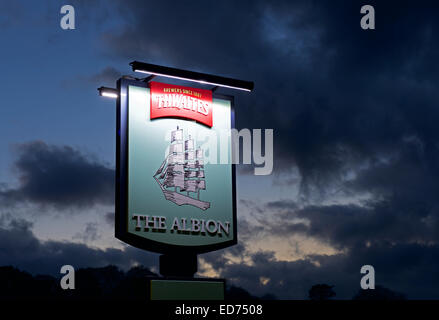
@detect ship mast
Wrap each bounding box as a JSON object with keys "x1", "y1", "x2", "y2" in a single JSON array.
[
  {"x1": 184, "y1": 134, "x2": 195, "y2": 195},
  {"x1": 197, "y1": 147, "x2": 201, "y2": 200},
  {"x1": 165, "y1": 126, "x2": 184, "y2": 192}
]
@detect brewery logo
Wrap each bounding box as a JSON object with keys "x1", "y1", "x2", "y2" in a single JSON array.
[{"x1": 150, "y1": 81, "x2": 213, "y2": 127}]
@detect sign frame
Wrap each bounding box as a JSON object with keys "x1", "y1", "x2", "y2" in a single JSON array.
[{"x1": 115, "y1": 78, "x2": 237, "y2": 254}]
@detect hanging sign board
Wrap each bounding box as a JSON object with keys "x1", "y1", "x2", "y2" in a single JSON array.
[{"x1": 116, "y1": 79, "x2": 236, "y2": 254}]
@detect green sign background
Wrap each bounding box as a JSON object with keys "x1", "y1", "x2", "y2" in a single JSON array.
[{"x1": 127, "y1": 85, "x2": 234, "y2": 247}]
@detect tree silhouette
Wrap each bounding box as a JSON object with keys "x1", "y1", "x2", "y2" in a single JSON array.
[
  {"x1": 353, "y1": 285, "x2": 406, "y2": 300},
  {"x1": 0, "y1": 265, "x2": 276, "y2": 300},
  {"x1": 308, "y1": 284, "x2": 336, "y2": 300}
]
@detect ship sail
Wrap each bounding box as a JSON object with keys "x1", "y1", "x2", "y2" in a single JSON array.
[
  {"x1": 171, "y1": 128, "x2": 183, "y2": 142},
  {"x1": 153, "y1": 126, "x2": 210, "y2": 211},
  {"x1": 169, "y1": 153, "x2": 184, "y2": 164},
  {"x1": 164, "y1": 172, "x2": 185, "y2": 189},
  {"x1": 185, "y1": 150, "x2": 195, "y2": 160},
  {"x1": 169, "y1": 164, "x2": 184, "y2": 172},
  {"x1": 185, "y1": 163, "x2": 197, "y2": 169},
  {"x1": 170, "y1": 143, "x2": 183, "y2": 153},
  {"x1": 185, "y1": 171, "x2": 197, "y2": 178},
  {"x1": 185, "y1": 138, "x2": 194, "y2": 150},
  {"x1": 198, "y1": 180, "x2": 206, "y2": 190},
  {"x1": 184, "y1": 180, "x2": 198, "y2": 192}
]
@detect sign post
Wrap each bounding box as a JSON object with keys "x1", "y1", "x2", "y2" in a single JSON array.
[{"x1": 105, "y1": 62, "x2": 253, "y2": 299}]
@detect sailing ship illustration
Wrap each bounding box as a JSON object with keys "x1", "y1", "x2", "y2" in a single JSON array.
[{"x1": 153, "y1": 126, "x2": 210, "y2": 211}]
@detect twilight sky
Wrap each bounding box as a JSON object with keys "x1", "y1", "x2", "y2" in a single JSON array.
[{"x1": 1, "y1": 0, "x2": 439, "y2": 299}]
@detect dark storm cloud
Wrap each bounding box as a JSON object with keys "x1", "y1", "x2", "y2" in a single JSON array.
[
  {"x1": 348, "y1": 137, "x2": 439, "y2": 202},
  {"x1": 259, "y1": 195, "x2": 439, "y2": 251},
  {"x1": 230, "y1": 137, "x2": 439, "y2": 299},
  {"x1": 201, "y1": 240, "x2": 439, "y2": 299},
  {"x1": 100, "y1": 0, "x2": 439, "y2": 192},
  {"x1": 0, "y1": 141, "x2": 114, "y2": 209},
  {"x1": 0, "y1": 219, "x2": 157, "y2": 276},
  {"x1": 105, "y1": 212, "x2": 114, "y2": 225}
]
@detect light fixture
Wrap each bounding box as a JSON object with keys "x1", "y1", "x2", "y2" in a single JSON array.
[
  {"x1": 98, "y1": 86, "x2": 118, "y2": 98},
  {"x1": 130, "y1": 61, "x2": 254, "y2": 92}
]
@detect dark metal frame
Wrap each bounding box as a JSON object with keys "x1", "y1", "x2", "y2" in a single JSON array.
[
  {"x1": 115, "y1": 78, "x2": 238, "y2": 254},
  {"x1": 130, "y1": 61, "x2": 254, "y2": 92}
]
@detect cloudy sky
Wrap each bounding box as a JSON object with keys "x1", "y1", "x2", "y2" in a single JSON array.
[{"x1": 1, "y1": 0, "x2": 439, "y2": 299}]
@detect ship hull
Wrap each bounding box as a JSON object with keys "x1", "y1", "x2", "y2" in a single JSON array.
[{"x1": 162, "y1": 189, "x2": 210, "y2": 211}]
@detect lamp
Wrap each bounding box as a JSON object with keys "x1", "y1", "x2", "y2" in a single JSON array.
[
  {"x1": 98, "y1": 86, "x2": 118, "y2": 98},
  {"x1": 130, "y1": 61, "x2": 254, "y2": 92}
]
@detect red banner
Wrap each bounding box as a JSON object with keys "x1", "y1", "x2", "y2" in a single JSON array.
[{"x1": 150, "y1": 82, "x2": 213, "y2": 127}]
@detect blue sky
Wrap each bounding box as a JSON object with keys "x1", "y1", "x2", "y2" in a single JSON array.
[{"x1": 0, "y1": 2, "x2": 118, "y2": 177}]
